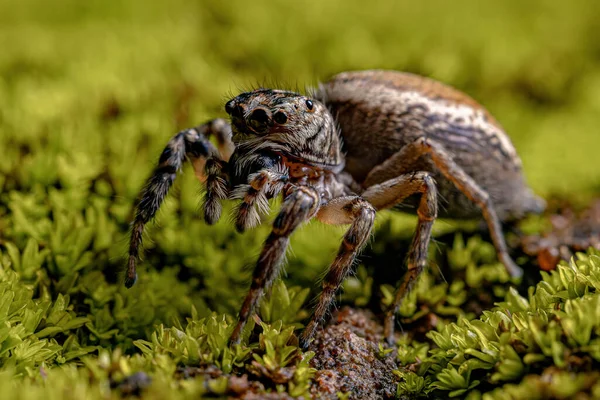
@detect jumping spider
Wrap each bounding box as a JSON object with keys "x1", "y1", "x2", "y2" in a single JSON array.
[{"x1": 126, "y1": 70, "x2": 545, "y2": 347}]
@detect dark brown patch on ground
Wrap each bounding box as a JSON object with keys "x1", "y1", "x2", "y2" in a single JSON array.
[
  {"x1": 519, "y1": 198, "x2": 600, "y2": 271},
  {"x1": 174, "y1": 308, "x2": 399, "y2": 399},
  {"x1": 176, "y1": 366, "x2": 294, "y2": 399},
  {"x1": 309, "y1": 307, "x2": 399, "y2": 399}
]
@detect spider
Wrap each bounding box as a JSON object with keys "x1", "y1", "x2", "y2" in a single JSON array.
[{"x1": 126, "y1": 70, "x2": 545, "y2": 347}]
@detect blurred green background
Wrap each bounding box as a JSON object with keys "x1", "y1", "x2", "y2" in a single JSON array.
[
  {"x1": 2, "y1": 0, "x2": 599, "y2": 198},
  {"x1": 0, "y1": 0, "x2": 600, "y2": 396}
]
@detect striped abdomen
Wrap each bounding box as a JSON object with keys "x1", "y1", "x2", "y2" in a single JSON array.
[{"x1": 317, "y1": 70, "x2": 543, "y2": 220}]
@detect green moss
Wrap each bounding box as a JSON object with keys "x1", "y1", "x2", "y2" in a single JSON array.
[
  {"x1": 395, "y1": 249, "x2": 600, "y2": 399},
  {"x1": 0, "y1": 0, "x2": 599, "y2": 398}
]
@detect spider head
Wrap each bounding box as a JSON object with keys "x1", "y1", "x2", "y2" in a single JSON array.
[{"x1": 225, "y1": 89, "x2": 343, "y2": 169}]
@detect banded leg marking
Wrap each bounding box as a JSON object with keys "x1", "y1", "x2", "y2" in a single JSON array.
[
  {"x1": 361, "y1": 172, "x2": 438, "y2": 345},
  {"x1": 127, "y1": 120, "x2": 230, "y2": 288},
  {"x1": 229, "y1": 186, "x2": 320, "y2": 345},
  {"x1": 300, "y1": 196, "x2": 376, "y2": 348}
]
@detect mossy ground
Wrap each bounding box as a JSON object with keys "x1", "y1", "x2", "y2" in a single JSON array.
[{"x1": 1, "y1": 0, "x2": 600, "y2": 398}]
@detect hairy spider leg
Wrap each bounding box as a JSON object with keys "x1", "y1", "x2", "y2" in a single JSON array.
[
  {"x1": 417, "y1": 138, "x2": 522, "y2": 277},
  {"x1": 230, "y1": 167, "x2": 289, "y2": 232},
  {"x1": 299, "y1": 196, "x2": 376, "y2": 348},
  {"x1": 207, "y1": 118, "x2": 235, "y2": 162},
  {"x1": 359, "y1": 171, "x2": 439, "y2": 345},
  {"x1": 363, "y1": 136, "x2": 521, "y2": 344},
  {"x1": 229, "y1": 186, "x2": 320, "y2": 345},
  {"x1": 127, "y1": 119, "x2": 232, "y2": 288},
  {"x1": 364, "y1": 137, "x2": 521, "y2": 278},
  {"x1": 203, "y1": 158, "x2": 229, "y2": 224}
]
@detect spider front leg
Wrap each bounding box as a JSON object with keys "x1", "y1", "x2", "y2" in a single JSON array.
[
  {"x1": 230, "y1": 186, "x2": 320, "y2": 345},
  {"x1": 127, "y1": 119, "x2": 231, "y2": 288},
  {"x1": 208, "y1": 118, "x2": 235, "y2": 162},
  {"x1": 203, "y1": 157, "x2": 229, "y2": 225},
  {"x1": 230, "y1": 166, "x2": 289, "y2": 232},
  {"x1": 189, "y1": 119, "x2": 234, "y2": 181},
  {"x1": 299, "y1": 196, "x2": 376, "y2": 348},
  {"x1": 361, "y1": 172, "x2": 438, "y2": 345}
]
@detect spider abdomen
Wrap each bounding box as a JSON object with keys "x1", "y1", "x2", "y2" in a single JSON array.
[{"x1": 317, "y1": 70, "x2": 544, "y2": 220}]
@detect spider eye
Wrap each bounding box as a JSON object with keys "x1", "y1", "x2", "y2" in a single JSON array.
[
  {"x1": 226, "y1": 102, "x2": 244, "y2": 118},
  {"x1": 274, "y1": 111, "x2": 288, "y2": 124},
  {"x1": 305, "y1": 99, "x2": 314, "y2": 110},
  {"x1": 225, "y1": 101, "x2": 235, "y2": 115}
]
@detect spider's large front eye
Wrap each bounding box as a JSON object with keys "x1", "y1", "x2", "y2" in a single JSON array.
[
  {"x1": 274, "y1": 111, "x2": 288, "y2": 124},
  {"x1": 305, "y1": 99, "x2": 314, "y2": 110}
]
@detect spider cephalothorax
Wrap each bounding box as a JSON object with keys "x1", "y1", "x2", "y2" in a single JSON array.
[
  {"x1": 226, "y1": 89, "x2": 342, "y2": 167},
  {"x1": 216, "y1": 89, "x2": 348, "y2": 232},
  {"x1": 126, "y1": 70, "x2": 544, "y2": 347}
]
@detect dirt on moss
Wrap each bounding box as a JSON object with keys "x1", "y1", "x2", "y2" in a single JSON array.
[
  {"x1": 519, "y1": 198, "x2": 600, "y2": 271},
  {"x1": 172, "y1": 307, "x2": 399, "y2": 399},
  {"x1": 309, "y1": 307, "x2": 399, "y2": 399},
  {"x1": 175, "y1": 366, "x2": 296, "y2": 399}
]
